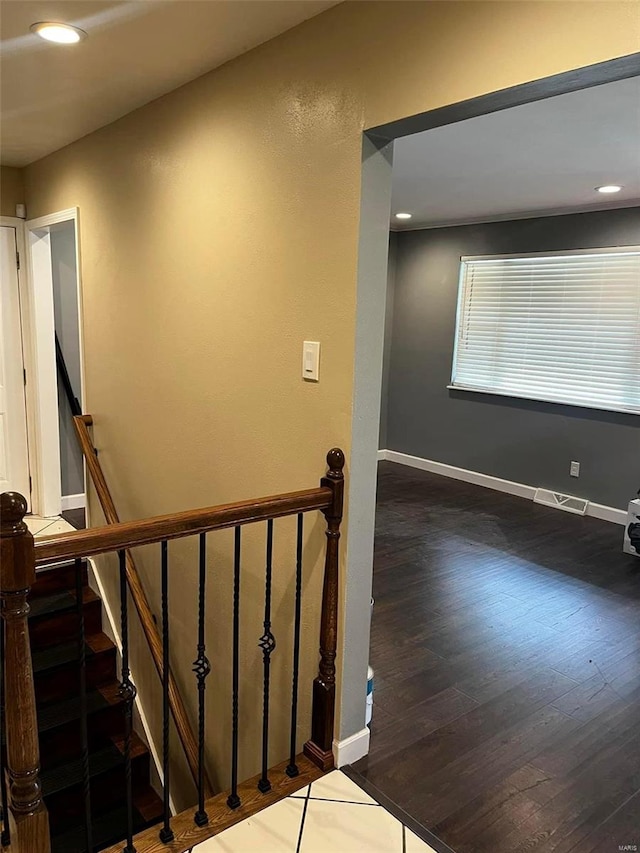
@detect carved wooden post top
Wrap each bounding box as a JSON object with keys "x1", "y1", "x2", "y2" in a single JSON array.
[
  {"x1": 325, "y1": 448, "x2": 345, "y2": 480},
  {"x1": 322, "y1": 449, "x2": 345, "y2": 522},
  {"x1": 1, "y1": 492, "x2": 36, "y2": 592}
]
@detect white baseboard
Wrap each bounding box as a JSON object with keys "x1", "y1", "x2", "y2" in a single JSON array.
[
  {"x1": 333, "y1": 727, "x2": 370, "y2": 767},
  {"x1": 87, "y1": 558, "x2": 176, "y2": 813},
  {"x1": 588, "y1": 502, "x2": 627, "y2": 525},
  {"x1": 61, "y1": 493, "x2": 86, "y2": 511},
  {"x1": 381, "y1": 449, "x2": 626, "y2": 526}
]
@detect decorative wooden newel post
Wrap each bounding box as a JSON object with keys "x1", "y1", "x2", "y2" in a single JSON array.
[
  {"x1": 304, "y1": 448, "x2": 345, "y2": 771},
  {"x1": 0, "y1": 493, "x2": 51, "y2": 852}
]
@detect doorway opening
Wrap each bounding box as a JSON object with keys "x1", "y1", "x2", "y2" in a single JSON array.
[
  {"x1": 342, "y1": 56, "x2": 640, "y2": 851},
  {"x1": 23, "y1": 207, "x2": 85, "y2": 520}
]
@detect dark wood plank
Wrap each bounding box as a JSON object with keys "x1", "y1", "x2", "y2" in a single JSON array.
[{"x1": 352, "y1": 461, "x2": 640, "y2": 853}]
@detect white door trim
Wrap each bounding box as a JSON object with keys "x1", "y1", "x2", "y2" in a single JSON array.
[
  {"x1": 1, "y1": 216, "x2": 39, "y2": 510},
  {"x1": 27, "y1": 208, "x2": 80, "y2": 231},
  {"x1": 0, "y1": 222, "x2": 31, "y2": 504},
  {"x1": 23, "y1": 207, "x2": 85, "y2": 517},
  {"x1": 24, "y1": 226, "x2": 60, "y2": 516}
]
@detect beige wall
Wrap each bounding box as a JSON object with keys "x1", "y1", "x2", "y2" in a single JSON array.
[
  {"x1": 1, "y1": 166, "x2": 24, "y2": 216},
  {"x1": 23, "y1": 0, "x2": 640, "y2": 807}
]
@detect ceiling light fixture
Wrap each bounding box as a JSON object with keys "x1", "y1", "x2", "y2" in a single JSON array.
[
  {"x1": 30, "y1": 22, "x2": 87, "y2": 44},
  {"x1": 595, "y1": 185, "x2": 622, "y2": 194},
  {"x1": 395, "y1": 212, "x2": 412, "y2": 220}
]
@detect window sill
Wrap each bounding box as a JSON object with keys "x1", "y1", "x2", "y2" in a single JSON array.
[{"x1": 447, "y1": 385, "x2": 640, "y2": 417}]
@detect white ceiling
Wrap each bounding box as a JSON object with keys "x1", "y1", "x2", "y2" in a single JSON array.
[
  {"x1": 391, "y1": 77, "x2": 640, "y2": 230},
  {"x1": 0, "y1": 0, "x2": 339, "y2": 166}
]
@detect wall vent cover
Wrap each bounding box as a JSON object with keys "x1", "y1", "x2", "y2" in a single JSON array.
[{"x1": 533, "y1": 488, "x2": 589, "y2": 516}]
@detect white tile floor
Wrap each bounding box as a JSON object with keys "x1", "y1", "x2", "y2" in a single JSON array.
[
  {"x1": 193, "y1": 771, "x2": 438, "y2": 853},
  {"x1": 25, "y1": 515, "x2": 76, "y2": 538}
]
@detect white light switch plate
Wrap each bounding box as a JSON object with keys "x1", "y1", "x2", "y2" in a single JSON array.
[{"x1": 302, "y1": 341, "x2": 320, "y2": 381}]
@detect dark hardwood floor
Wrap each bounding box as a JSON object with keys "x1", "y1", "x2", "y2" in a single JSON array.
[
  {"x1": 352, "y1": 461, "x2": 640, "y2": 853},
  {"x1": 61, "y1": 507, "x2": 86, "y2": 529}
]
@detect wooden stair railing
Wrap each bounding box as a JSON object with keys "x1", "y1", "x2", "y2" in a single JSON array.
[
  {"x1": 0, "y1": 447, "x2": 344, "y2": 852},
  {"x1": 70, "y1": 413, "x2": 213, "y2": 801}
]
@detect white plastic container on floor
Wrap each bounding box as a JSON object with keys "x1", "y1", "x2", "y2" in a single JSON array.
[{"x1": 366, "y1": 665, "x2": 374, "y2": 726}]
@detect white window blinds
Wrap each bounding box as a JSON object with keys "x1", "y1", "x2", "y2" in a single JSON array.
[{"x1": 451, "y1": 248, "x2": 640, "y2": 414}]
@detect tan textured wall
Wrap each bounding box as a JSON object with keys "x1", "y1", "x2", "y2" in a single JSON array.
[
  {"x1": 1, "y1": 166, "x2": 24, "y2": 216},
  {"x1": 24, "y1": 0, "x2": 640, "y2": 808}
]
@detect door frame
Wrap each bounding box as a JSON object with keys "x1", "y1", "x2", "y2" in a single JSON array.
[
  {"x1": 0, "y1": 217, "x2": 32, "y2": 504},
  {"x1": 339, "y1": 52, "x2": 640, "y2": 754},
  {"x1": 20, "y1": 207, "x2": 85, "y2": 518}
]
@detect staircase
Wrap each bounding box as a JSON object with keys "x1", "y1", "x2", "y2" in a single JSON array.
[
  {"x1": 29, "y1": 559, "x2": 163, "y2": 852},
  {"x1": 1, "y1": 445, "x2": 343, "y2": 852}
]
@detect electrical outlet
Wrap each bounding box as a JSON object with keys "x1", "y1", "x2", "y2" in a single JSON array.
[{"x1": 570, "y1": 461, "x2": 580, "y2": 478}]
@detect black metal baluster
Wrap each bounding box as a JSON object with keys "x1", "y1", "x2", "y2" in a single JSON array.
[
  {"x1": 193, "y1": 533, "x2": 211, "y2": 827},
  {"x1": 226, "y1": 527, "x2": 241, "y2": 810},
  {"x1": 286, "y1": 514, "x2": 304, "y2": 778},
  {"x1": 159, "y1": 541, "x2": 174, "y2": 844},
  {"x1": 258, "y1": 520, "x2": 276, "y2": 794},
  {"x1": 0, "y1": 604, "x2": 10, "y2": 848},
  {"x1": 76, "y1": 558, "x2": 93, "y2": 852},
  {"x1": 119, "y1": 550, "x2": 137, "y2": 853}
]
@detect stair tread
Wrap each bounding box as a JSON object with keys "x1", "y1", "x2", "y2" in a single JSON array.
[
  {"x1": 32, "y1": 560, "x2": 88, "y2": 598},
  {"x1": 32, "y1": 633, "x2": 115, "y2": 675},
  {"x1": 1, "y1": 683, "x2": 123, "y2": 745},
  {"x1": 50, "y1": 787, "x2": 163, "y2": 853},
  {"x1": 41, "y1": 733, "x2": 147, "y2": 797},
  {"x1": 35, "y1": 559, "x2": 86, "y2": 574},
  {"x1": 36, "y1": 682, "x2": 124, "y2": 732},
  {"x1": 29, "y1": 586, "x2": 99, "y2": 621}
]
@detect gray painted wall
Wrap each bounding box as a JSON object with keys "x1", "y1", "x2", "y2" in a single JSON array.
[
  {"x1": 51, "y1": 222, "x2": 84, "y2": 498},
  {"x1": 383, "y1": 207, "x2": 640, "y2": 509}
]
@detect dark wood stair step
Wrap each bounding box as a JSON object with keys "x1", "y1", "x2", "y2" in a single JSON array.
[
  {"x1": 50, "y1": 786, "x2": 163, "y2": 853},
  {"x1": 32, "y1": 633, "x2": 117, "y2": 704},
  {"x1": 35, "y1": 682, "x2": 127, "y2": 768},
  {"x1": 43, "y1": 733, "x2": 151, "y2": 834},
  {"x1": 32, "y1": 560, "x2": 88, "y2": 598},
  {"x1": 29, "y1": 587, "x2": 102, "y2": 650}
]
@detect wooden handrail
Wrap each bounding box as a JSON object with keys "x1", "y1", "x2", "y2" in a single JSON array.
[
  {"x1": 35, "y1": 487, "x2": 333, "y2": 565},
  {"x1": 0, "y1": 493, "x2": 51, "y2": 852},
  {"x1": 65, "y1": 415, "x2": 214, "y2": 800}
]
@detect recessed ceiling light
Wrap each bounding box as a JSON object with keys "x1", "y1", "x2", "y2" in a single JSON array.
[
  {"x1": 395, "y1": 212, "x2": 412, "y2": 220},
  {"x1": 30, "y1": 22, "x2": 87, "y2": 44},
  {"x1": 595, "y1": 185, "x2": 622, "y2": 194}
]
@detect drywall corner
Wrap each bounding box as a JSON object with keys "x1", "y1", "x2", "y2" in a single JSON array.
[{"x1": 339, "y1": 132, "x2": 393, "y2": 742}]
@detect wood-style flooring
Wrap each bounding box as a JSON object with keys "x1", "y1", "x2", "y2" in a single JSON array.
[
  {"x1": 351, "y1": 461, "x2": 640, "y2": 853},
  {"x1": 61, "y1": 507, "x2": 86, "y2": 530}
]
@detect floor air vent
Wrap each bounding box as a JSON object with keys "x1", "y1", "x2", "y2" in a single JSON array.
[{"x1": 533, "y1": 489, "x2": 589, "y2": 516}]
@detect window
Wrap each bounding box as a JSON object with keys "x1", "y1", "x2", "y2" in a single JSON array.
[{"x1": 451, "y1": 247, "x2": 640, "y2": 415}]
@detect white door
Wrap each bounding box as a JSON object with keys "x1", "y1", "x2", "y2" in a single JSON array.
[{"x1": 0, "y1": 226, "x2": 30, "y2": 502}]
